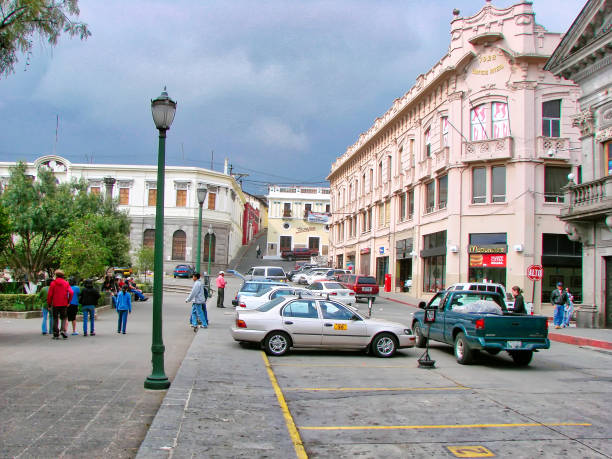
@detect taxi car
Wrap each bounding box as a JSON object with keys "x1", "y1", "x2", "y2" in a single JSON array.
[{"x1": 231, "y1": 296, "x2": 415, "y2": 357}]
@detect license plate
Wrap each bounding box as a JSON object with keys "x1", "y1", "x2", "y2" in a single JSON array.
[
  {"x1": 507, "y1": 340, "x2": 522, "y2": 349},
  {"x1": 362, "y1": 287, "x2": 372, "y2": 292},
  {"x1": 333, "y1": 323, "x2": 347, "y2": 330}
]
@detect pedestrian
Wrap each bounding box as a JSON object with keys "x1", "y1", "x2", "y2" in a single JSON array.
[
  {"x1": 186, "y1": 273, "x2": 208, "y2": 331},
  {"x1": 127, "y1": 277, "x2": 148, "y2": 301},
  {"x1": 67, "y1": 278, "x2": 81, "y2": 335},
  {"x1": 550, "y1": 281, "x2": 568, "y2": 329},
  {"x1": 47, "y1": 269, "x2": 73, "y2": 340},
  {"x1": 102, "y1": 274, "x2": 118, "y2": 308},
  {"x1": 256, "y1": 245, "x2": 261, "y2": 259},
  {"x1": 563, "y1": 287, "x2": 575, "y2": 328},
  {"x1": 116, "y1": 284, "x2": 132, "y2": 334},
  {"x1": 216, "y1": 271, "x2": 226, "y2": 308},
  {"x1": 79, "y1": 279, "x2": 100, "y2": 336},
  {"x1": 39, "y1": 279, "x2": 52, "y2": 335},
  {"x1": 511, "y1": 286, "x2": 526, "y2": 314}
]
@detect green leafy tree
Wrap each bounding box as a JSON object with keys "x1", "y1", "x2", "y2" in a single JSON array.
[
  {"x1": 0, "y1": 205, "x2": 10, "y2": 255},
  {"x1": 135, "y1": 246, "x2": 154, "y2": 282},
  {"x1": 57, "y1": 215, "x2": 110, "y2": 279},
  {"x1": 0, "y1": 0, "x2": 91, "y2": 77}
]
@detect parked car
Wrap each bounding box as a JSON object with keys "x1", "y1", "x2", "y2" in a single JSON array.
[
  {"x1": 231, "y1": 296, "x2": 416, "y2": 357},
  {"x1": 244, "y1": 266, "x2": 287, "y2": 282},
  {"x1": 307, "y1": 281, "x2": 356, "y2": 306},
  {"x1": 448, "y1": 282, "x2": 518, "y2": 312},
  {"x1": 173, "y1": 265, "x2": 194, "y2": 278},
  {"x1": 307, "y1": 269, "x2": 351, "y2": 285},
  {"x1": 338, "y1": 274, "x2": 379, "y2": 302},
  {"x1": 287, "y1": 263, "x2": 319, "y2": 281},
  {"x1": 295, "y1": 268, "x2": 329, "y2": 285},
  {"x1": 412, "y1": 289, "x2": 549, "y2": 366},
  {"x1": 231, "y1": 280, "x2": 288, "y2": 306},
  {"x1": 280, "y1": 247, "x2": 319, "y2": 261},
  {"x1": 237, "y1": 286, "x2": 316, "y2": 309},
  {"x1": 113, "y1": 267, "x2": 133, "y2": 277}
]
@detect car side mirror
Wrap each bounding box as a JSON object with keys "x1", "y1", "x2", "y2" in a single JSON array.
[{"x1": 418, "y1": 301, "x2": 427, "y2": 309}]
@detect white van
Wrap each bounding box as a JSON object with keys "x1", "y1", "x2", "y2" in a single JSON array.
[{"x1": 447, "y1": 282, "x2": 531, "y2": 313}]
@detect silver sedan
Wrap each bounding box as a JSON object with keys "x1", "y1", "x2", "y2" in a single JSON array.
[{"x1": 230, "y1": 296, "x2": 416, "y2": 357}]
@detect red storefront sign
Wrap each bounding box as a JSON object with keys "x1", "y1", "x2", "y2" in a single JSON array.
[{"x1": 469, "y1": 254, "x2": 506, "y2": 268}]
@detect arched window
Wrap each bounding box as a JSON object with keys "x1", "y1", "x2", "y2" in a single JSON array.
[
  {"x1": 143, "y1": 229, "x2": 155, "y2": 249},
  {"x1": 172, "y1": 230, "x2": 186, "y2": 260},
  {"x1": 204, "y1": 233, "x2": 216, "y2": 263}
]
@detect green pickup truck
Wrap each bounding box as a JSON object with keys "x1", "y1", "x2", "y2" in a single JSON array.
[{"x1": 412, "y1": 289, "x2": 549, "y2": 366}]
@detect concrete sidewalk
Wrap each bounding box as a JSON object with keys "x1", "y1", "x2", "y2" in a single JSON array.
[{"x1": 381, "y1": 291, "x2": 612, "y2": 351}]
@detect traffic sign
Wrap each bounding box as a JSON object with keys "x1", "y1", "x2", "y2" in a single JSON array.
[{"x1": 527, "y1": 264, "x2": 543, "y2": 281}]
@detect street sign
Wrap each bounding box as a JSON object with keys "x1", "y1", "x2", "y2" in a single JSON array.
[{"x1": 527, "y1": 264, "x2": 543, "y2": 281}]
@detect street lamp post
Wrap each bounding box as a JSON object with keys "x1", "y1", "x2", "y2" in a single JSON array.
[
  {"x1": 144, "y1": 87, "x2": 176, "y2": 391},
  {"x1": 207, "y1": 224, "x2": 214, "y2": 275},
  {"x1": 195, "y1": 188, "x2": 208, "y2": 274}
]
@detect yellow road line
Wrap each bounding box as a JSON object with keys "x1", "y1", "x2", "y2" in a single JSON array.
[
  {"x1": 284, "y1": 386, "x2": 469, "y2": 392},
  {"x1": 272, "y1": 363, "x2": 411, "y2": 368},
  {"x1": 261, "y1": 352, "x2": 307, "y2": 459},
  {"x1": 299, "y1": 422, "x2": 592, "y2": 431}
]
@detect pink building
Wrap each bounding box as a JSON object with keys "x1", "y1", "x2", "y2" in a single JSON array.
[{"x1": 327, "y1": 1, "x2": 582, "y2": 310}]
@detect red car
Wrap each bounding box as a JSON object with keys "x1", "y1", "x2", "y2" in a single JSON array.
[
  {"x1": 338, "y1": 274, "x2": 379, "y2": 302},
  {"x1": 280, "y1": 247, "x2": 319, "y2": 261}
]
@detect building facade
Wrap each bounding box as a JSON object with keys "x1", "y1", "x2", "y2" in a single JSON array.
[
  {"x1": 0, "y1": 155, "x2": 250, "y2": 274},
  {"x1": 545, "y1": 0, "x2": 612, "y2": 327},
  {"x1": 327, "y1": 1, "x2": 582, "y2": 311},
  {"x1": 266, "y1": 186, "x2": 331, "y2": 260}
]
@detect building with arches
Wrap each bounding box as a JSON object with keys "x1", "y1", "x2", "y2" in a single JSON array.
[
  {"x1": 327, "y1": 1, "x2": 583, "y2": 312},
  {"x1": 0, "y1": 155, "x2": 252, "y2": 275}
]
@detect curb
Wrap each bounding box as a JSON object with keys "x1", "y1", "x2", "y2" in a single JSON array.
[
  {"x1": 382, "y1": 296, "x2": 419, "y2": 307},
  {"x1": 548, "y1": 332, "x2": 612, "y2": 350}
]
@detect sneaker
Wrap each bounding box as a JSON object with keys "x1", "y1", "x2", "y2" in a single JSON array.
[
  {"x1": 117, "y1": 330, "x2": 121, "y2": 333},
  {"x1": 61, "y1": 332, "x2": 68, "y2": 339},
  {"x1": 52, "y1": 336, "x2": 60, "y2": 340},
  {"x1": 193, "y1": 326, "x2": 198, "y2": 332},
  {"x1": 42, "y1": 332, "x2": 47, "y2": 335},
  {"x1": 72, "y1": 332, "x2": 79, "y2": 336},
  {"x1": 90, "y1": 332, "x2": 96, "y2": 336},
  {"x1": 200, "y1": 325, "x2": 207, "y2": 328},
  {"x1": 555, "y1": 325, "x2": 561, "y2": 329},
  {"x1": 122, "y1": 332, "x2": 126, "y2": 334},
  {"x1": 83, "y1": 332, "x2": 88, "y2": 337}
]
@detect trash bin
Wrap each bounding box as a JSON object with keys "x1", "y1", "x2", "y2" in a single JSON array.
[
  {"x1": 384, "y1": 274, "x2": 392, "y2": 293},
  {"x1": 575, "y1": 305, "x2": 598, "y2": 328}
]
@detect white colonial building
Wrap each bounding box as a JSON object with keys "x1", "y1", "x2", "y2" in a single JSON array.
[{"x1": 0, "y1": 155, "x2": 250, "y2": 274}]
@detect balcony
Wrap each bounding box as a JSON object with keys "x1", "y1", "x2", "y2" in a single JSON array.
[
  {"x1": 282, "y1": 210, "x2": 292, "y2": 219},
  {"x1": 416, "y1": 158, "x2": 431, "y2": 181},
  {"x1": 462, "y1": 137, "x2": 513, "y2": 163},
  {"x1": 391, "y1": 174, "x2": 403, "y2": 193},
  {"x1": 382, "y1": 181, "x2": 391, "y2": 197},
  {"x1": 432, "y1": 147, "x2": 449, "y2": 173},
  {"x1": 560, "y1": 176, "x2": 612, "y2": 221},
  {"x1": 536, "y1": 137, "x2": 571, "y2": 161}
]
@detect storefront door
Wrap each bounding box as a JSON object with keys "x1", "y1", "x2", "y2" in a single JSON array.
[
  {"x1": 606, "y1": 257, "x2": 612, "y2": 328},
  {"x1": 376, "y1": 257, "x2": 389, "y2": 286}
]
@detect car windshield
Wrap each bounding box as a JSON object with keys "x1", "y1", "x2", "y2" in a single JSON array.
[
  {"x1": 455, "y1": 292, "x2": 506, "y2": 311},
  {"x1": 241, "y1": 283, "x2": 266, "y2": 293},
  {"x1": 255, "y1": 287, "x2": 280, "y2": 297},
  {"x1": 322, "y1": 282, "x2": 343, "y2": 289},
  {"x1": 267, "y1": 268, "x2": 285, "y2": 276},
  {"x1": 358, "y1": 276, "x2": 376, "y2": 284},
  {"x1": 257, "y1": 297, "x2": 286, "y2": 312}
]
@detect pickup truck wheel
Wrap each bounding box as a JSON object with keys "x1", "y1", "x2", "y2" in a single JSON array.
[
  {"x1": 371, "y1": 333, "x2": 397, "y2": 358},
  {"x1": 413, "y1": 322, "x2": 428, "y2": 348},
  {"x1": 264, "y1": 331, "x2": 292, "y2": 356},
  {"x1": 454, "y1": 332, "x2": 474, "y2": 365},
  {"x1": 509, "y1": 350, "x2": 533, "y2": 366}
]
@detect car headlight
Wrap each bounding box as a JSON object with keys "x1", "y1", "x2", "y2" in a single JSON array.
[{"x1": 404, "y1": 329, "x2": 412, "y2": 335}]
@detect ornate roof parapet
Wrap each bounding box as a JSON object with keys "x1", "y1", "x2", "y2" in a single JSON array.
[{"x1": 572, "y1": 108, "x2": 596, "y2": 136}]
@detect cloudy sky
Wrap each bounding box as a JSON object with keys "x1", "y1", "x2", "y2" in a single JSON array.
[{"x1": 0, "y1": 0, "x2": 584, "y2": 194}]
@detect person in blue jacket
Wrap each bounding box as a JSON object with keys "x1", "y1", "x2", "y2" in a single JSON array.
[{"x1": 116, "y1": 284, "x2": 132, "y2": 334}]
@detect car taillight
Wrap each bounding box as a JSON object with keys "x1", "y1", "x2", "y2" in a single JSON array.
[
  {"x1": 236, "y1": 319, "x2": 247, "y2": 328},
  {"x1": 239, "y1": 302, "x2": 246, "y2": 308},
  {"x1": 545, "y1": 319, "x2": 549, "y2": 328},
  {"x1": 475, "y1": 318, "x2": 485, "y2": 329},
  {"x1": 349, "y1": 292, "x2": 355, "y2": 296}
]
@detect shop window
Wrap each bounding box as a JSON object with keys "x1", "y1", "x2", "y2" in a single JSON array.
[
  {"x1": 208, "y1": 192, "x2": 217, "y2": 210},
  {"x1": 143, "y1": 229, "x2": 155, "y2": 249},
  {"x1": 425, "y1": 181, "x2": 435, "y2": 214},
  {"x1": 423, "y1": 255, "x2": 446, "y2": 293},
  {"x1": 119, "y1": 187, "x2": 129, "y2": 205},
  {"x1": 544, "y1": 166, "x2": 571, "y2": 203},
  {"x1": 176, "y1": 189, "x2": 187, "y2": 207},
  {"x1": 148, "y1": 188, "x2": 157, "y2": 206},
  {"x1": 472, "y1": 167, "x2": 486, "y2": 204},
  {"x1": 491, "y1": 166, "x2": 506, "y2": 203},
  {"x1": 542, "y1": 100, "x2": 561, "y2": 138},
  {"x1": 437, "y1": 175, "x2": 448, "y2": 209},
  {"x1": 425, "y1": 127, "x2": 432, "y2": 157},
  {"x1": 172, "y1": 230, "x2": 186, "y2": 260}
]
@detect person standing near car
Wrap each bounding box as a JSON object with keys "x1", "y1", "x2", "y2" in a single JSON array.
[
  {"x1": 550, "y1": 282, "x2": 568, "y2": 329},
  {"x1": 47, "y1": 269, "x2": 73, "y2": 340},
  {"x1": 511, "y1": 286, "x2": 526, "y2": 314},
  {"x1": 216, "y1": 271, "x2": 226, "y2": 308},
  {"x1": 186, "y1": 273, "x2": 208, "y2": 330}
]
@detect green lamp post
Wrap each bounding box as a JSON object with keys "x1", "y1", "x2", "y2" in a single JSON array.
[
  {"x1": 195, "y1": 187, "x2": 208, "y2": 274},
  {"x1": 207, "y1": 224, "x2": 214, "y2": 275},
  {"x1": 144, "y1": 87, "x2": 176, "y2": 391}
]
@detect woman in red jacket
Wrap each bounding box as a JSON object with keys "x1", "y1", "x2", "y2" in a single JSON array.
[{"x1": 47, "y1": 269, "x2": 74, "y2": 340}]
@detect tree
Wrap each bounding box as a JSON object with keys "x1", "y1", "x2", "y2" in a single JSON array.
[
  {"x1": 57, "y1": 215, "x2": 110, "y2": 280},
  {"x1": 0, "y1": 0, "x2": 91, "y2": 77},
  {"x1": 135, "y1": 246, "x2": 154, "y2": 282},
  {"x1": 0, "y1": 205, "x2": 10, "y2": 255}
]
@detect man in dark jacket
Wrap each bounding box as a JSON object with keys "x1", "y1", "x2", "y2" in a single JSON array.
[
  {"x1": 79, "y1": 279, "x2": 100, "y2": 336},
  {"x1": 47, "y1": 269, "x2": 73, "y2": 339},
  {"x1": 550, "y1": 282, "x2": 568, "y2": 329}
]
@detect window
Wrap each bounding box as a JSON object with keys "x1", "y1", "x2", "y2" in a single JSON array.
[
  {"x1": 399, "y1": 192, "x2": 407, "y2": 222},
  {"x1": 425, "y1": 127, "x2": 432, "y2": 157},
  {"x1": 491, "y1": 166, "x2": 506, "y2": 203},
  {"x1": 367, "y1": 208, "x2": 373, "y2": 231},
  {"x1": 143, "y1": 229, "x2": 155, "y2": 249},
  {"x1": 425, "y1": 181, "x2": 435, "y2": 213},
  {"x1": 408, "y1": 189, "x2": 414, "y2": 219},
  {"x1": 204, "y1": 232, "x2": 216, "y2": 263},
  {"x1": 362, "y1": 173, "x2": 366, "y2": 194},
  {"x1": 369, "y1": 169, "x2": 373, "y2": 191},
  {"x1": 606, "y1": 141, "x2": 612, "y2": 176},
  {"x1": 410, "y1": 139, "x2": 415, "y2": 167},
  {"x1": 320, "y1": 301, "x2": 354, "y2": 320},
  {"x1": 90, "y1": 186, "x2": 100, "y2": 195},
  {"x1": 471, "y1": 102, "x2": 510, "y2": 140},
  {"x1": 471, "y1": 105, "x2": 488, "y2": 141},
  {"x1": 442, "y1": 117, "x2": 449, "y2": 147},
  {"x1": 208, "y1": 192, "x2": 216, "y2": 210},
  {"x1": 542, "y1": 100, "x2": 561, "y2": 138},
  {"x1": 325, "y1": 204, "x2": 330, "y2": 213},
  {"x1": 378, "y1": 203, "x2": 384, "y2": 228},
  {"x1": 283, "y1": 202, "x2": 291, "y2": 217},
  {"x1": 492, "y1": 102, "x2": 510, "y2": 138},
  {"x1": 362, "y1": 211, "x2": 367, "y2": 233},
  {"x1": 472, "y1": 167, "x2": 486, "y2": 204},
  {"x1": 148, "y1": 188, "x2": 157, "y2": 206},
  {"x1": 387, "y1": 156, "x2": 392, "y2": 181},
  {"x1": 437, "y1": 175, "x2": 448, "y2": 209},
  {"x1": 378, "y1": 161, "x2": 383, "y2": 186},
  {"x1": 545, "y1": 166, "x2": 571, "y2": 203},
  {"x1": 423, "y1": 255, "x2": 445, "y2": 292},
  {"x1": 176, "y1": 189, "x2": 187, "y2": 207},
  {"x1": 384, "y1": 199, "x2": 390, "y2": 226},
  {"x1": 172, "y1": 230, "x2": 186, "y2": 260},
  {"x1": 119, "y1": 187, "x2": 129, "y2": 205}
]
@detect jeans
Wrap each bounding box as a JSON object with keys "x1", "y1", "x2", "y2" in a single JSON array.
[
  {"x1": 42, "y1": 308, "x2": 53, "y2": 334},
  {"x1": 217, "y1": 288, "x2": 224, "y2": 307},
  {"x1": 563, "y1": 304, "x2": 574, "y2": 327},
  {"x1": 553, "y1": 304, "x2": 565, "y2": 326},
  {"x1": 190, "y1": 304, "x2": 207, "y2": 327},
  {"x1": 82, "y1": 305, "x2": 95, "y2": 334},
  {"x1": 117, "y1": 310, "x2": 128, "y2": 333},
  {"x1": 130, "y1": 289, "x2": 146, "y2": 301},
  {"x1": 202, "y1": 303, "x2": 208, "y2": 324},
  {"x1": 52, "y1": 306, "x2": 68, "y2": 337}
]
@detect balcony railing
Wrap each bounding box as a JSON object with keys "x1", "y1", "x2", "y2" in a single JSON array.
[
  {"x1": 561, "y1": 176, "x2": 612, "y2": 220},
  {"x1": 537, "y1": 137, "x2": 571, "y2": 161},
  {"x1": 282, "y1": 210, "x2": 292, "y2": 218},
  {"x1": 462, "y1": 137, "x2": 513, "y2": 162}
]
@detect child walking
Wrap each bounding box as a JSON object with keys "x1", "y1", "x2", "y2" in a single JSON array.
[{"x1": 116, "y1": 284, "x2": 132, "y2": 334}]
